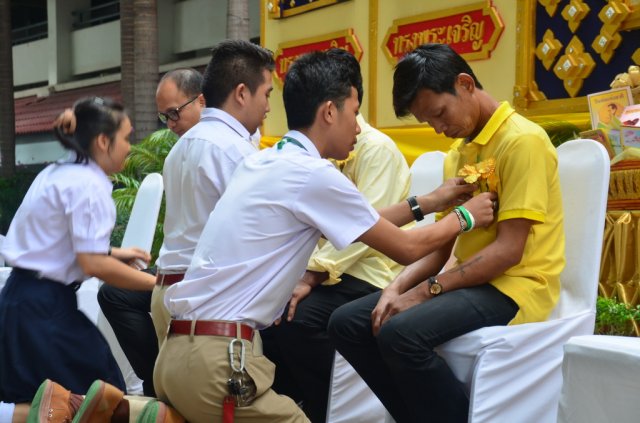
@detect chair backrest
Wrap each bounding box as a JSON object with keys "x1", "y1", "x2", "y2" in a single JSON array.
[
  {"x1": 549, "y1": 140, "x2": 609, "y2": 319},
  {"x1": 409, "y1": 151, "x2": 446, "y2": 226},
  {"x1": 120, "y1": 172, "x2": 164, "y2": 251}
]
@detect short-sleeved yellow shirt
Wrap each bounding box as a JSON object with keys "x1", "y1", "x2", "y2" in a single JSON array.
[{"x1": 443, "y1": 102, "x2": 565, "y2": 325}]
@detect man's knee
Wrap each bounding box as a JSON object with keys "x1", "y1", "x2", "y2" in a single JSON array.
[
  {"x1": 327, "y1": 302, "x2": 357, "y2": 344},
  {"x1": 97, "y1": 283, "x2": 116, "y2": 308},
  {"x1": 376, "y1": 318, "x2": 435, "y2": 362},
  {"x1": 97, "y1": 284, "x2": 132, "y2": 314}
]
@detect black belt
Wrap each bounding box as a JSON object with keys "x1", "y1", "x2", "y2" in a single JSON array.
[{"x1": 13, "y1": 267, "x2": 82, "y2": 291}]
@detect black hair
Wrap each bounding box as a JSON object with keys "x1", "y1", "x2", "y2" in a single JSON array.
[
  {"x1": 202, "y1": 39, "x2": 275, "y2": 108},
  {"x1": 325, "y1": 48, "x2": 364, "y2": 104},
  {"x1": 160, "y1": 68, "x2": 203, "y2": 98},
  {"x1": 283, "y1": 50, "x2": 360, "y2": 130},
  {"x1": 393, "y1": 43, "x2": 483, "y2": 118},
  {"x1": 54, "y1": 97, "x2": 126, "y2": 164}
]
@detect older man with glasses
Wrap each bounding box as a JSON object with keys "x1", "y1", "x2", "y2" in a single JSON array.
[{"x1": 157, "y1": 92, "x2": 203, "y2": 137}]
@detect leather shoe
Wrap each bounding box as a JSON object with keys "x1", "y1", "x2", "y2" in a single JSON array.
[
  {"x1": 72, "y1": 380, "x2": 124, "y2": 423},
  {"x1": 136, "y1": 400, "x2": 185, "y2": 423},
  {"x1": 27, "y1": 379, "x2": 83, "y2": 423}
]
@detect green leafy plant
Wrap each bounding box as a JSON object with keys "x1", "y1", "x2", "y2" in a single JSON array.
[
  {"x1": 0, "y1": 166, "x2": 43, "y2": 234},
  {"x1": 595, "y1": 296, "x2": 640, "y2": 336},
  {"x1": 111, "y1": 128, "x2": 178, "y2": 262},
  {"x1": 535, "y1": 118, "x2": 583, "y2": 148}
]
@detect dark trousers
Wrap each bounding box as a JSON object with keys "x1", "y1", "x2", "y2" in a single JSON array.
[
  {"x1": 0, "y1": 269, "x2": 125, "y2": 402},
  {"x1": 327, "y1": 284, "x2": 519, "y2": 423},
  {"x1": 97, "y1": 282, "x2": 157, "y2": 396},
  {"x1": 261, "y1": 274, "x2": 379, "y2": 423}
]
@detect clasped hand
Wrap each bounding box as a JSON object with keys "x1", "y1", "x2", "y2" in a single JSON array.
[
  {"x1": 110, "y1": 246, "x2": 151, "y2": 270},
  {"x1": 370, "y1": 283, "x2": 429, "y2": 336}
]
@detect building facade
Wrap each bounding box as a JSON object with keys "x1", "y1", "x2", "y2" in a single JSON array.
[{"x1": 10, "y1": 0, "x2": 260, "y2": 165}]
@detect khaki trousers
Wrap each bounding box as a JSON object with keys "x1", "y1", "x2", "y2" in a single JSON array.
[
  {"x1": 150, "y1": 285, "x2": 171, "y2": 346},
  {"x1": 154, "y1": 329, "x2": 310, "y2": 423},
  {"x1": 124, "y1": 395, "x2": 155, "y2": 422}
]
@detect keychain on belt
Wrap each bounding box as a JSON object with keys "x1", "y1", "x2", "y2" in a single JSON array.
[{"x1": 223, "y1": 338, "x2": 257, "y2": 423}]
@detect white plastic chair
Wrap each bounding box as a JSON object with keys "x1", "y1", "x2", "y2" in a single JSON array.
[
  {"x1": 0, "y1": 234, "x2": 5, "y2": 267},
  {"x1": 408, "y1": 151, "x2": 447, "y2": 226},
  {"x1": 77, "y1": 172, "x2": 164, "y2": 394},
  {"x1": 385, "y1": 140, "x2": 610, "y2": 423},
  {"x1": 326, "y1": 151, "x2": 447, "y2": 423},
  {"x1": 119, "y1": 172, "x2": 164, "y2": 252},
  {"x1": 557, "y1": 335, "x2": 640, "y2": 423}
]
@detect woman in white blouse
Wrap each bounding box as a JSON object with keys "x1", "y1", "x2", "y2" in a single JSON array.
[{"x1": 0, "y1": 97, "x2": 155, "y2": 420}]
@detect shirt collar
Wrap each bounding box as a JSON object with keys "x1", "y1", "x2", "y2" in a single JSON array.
[
  {"x1": 467, "y1": 101, "x2": 515, "y2": 146},
  {"x1": 55, "y1": 153, "x2": 112, "y2": 190},
  {"x1": 282, "y1": 130, "x2": 321, "y2": 159},
  {"x1": 200, "y1": 107, "x2": 253, "y2": 143}
]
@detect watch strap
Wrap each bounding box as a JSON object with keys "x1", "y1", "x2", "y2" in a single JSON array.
[{"x1": 407, "y1": 196, "x2": 424, "y2": 222}]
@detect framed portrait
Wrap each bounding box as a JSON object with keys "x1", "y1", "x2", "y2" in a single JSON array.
[{"x1": 587, "y1": 86, "x2": 634, "y2": 131}]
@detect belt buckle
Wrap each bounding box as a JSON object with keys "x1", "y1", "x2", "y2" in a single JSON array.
[{"x1": 158, "y1": 273, "x2": 172, "y2": 287}]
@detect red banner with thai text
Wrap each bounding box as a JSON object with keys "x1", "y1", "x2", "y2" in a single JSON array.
[
  {"x1": 274, "y1": 29, "x2": 363, "y2": 83},
  {"x1": 382, "y1": 3, "x2": 504, "y2": 64}
]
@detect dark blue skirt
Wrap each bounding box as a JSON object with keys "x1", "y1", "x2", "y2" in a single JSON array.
[{"x1": 0, "y1": 269, "x2": 125, "y2": 402}]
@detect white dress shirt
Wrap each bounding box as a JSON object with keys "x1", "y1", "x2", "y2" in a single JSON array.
[
  {"x1": 165, "y1": 130, "x2": 379, "y2": 329},
  {"x1": 156, "y1": 108, "x2": 258, "y2": 272},
  {"x1": 1, "y1": 157, "x2": 114, "y2": 285}
]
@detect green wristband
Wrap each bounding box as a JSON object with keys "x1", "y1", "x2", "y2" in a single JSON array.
[
  {"x1": 455, "y1": 206, "x2": 474, "y2": 232},
  {"x1": 452, "y1": 208, "x2": 467, "y2": 233}
]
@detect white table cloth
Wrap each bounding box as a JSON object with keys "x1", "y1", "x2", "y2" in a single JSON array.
[{"x1": 558, "y1": 335, "x2": 640, "y2": 423}]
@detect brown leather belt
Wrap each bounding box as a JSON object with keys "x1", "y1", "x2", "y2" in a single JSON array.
[
  {"x1": 155, "y1": 273, "x2": 185, "y2": 287},
  {"x1": 169, "y1": 320, "x2": 255, "y2": 341}
]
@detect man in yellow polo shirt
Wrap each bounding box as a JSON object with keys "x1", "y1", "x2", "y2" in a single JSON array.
[{"x1": 328, "y1": 43, "x2": 564, "y2": 423}]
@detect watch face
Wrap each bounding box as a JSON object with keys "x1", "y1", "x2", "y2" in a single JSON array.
[{"x1": 430, "y1": 282, "x2": 442, "y2": 295}]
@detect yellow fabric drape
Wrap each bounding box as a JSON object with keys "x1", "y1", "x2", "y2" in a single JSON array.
[{"x1": 600, "y1": 210, "x2": 640, "y2": 335}]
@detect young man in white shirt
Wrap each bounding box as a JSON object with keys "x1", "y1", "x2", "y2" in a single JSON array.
[
  {"x1": 154, "y1": 50, "x2": 496, "y2": 423},
  {"x1": 98, "y1": 39, "x2": 274, "y2": 399},
  {"x1": 261, "y1": 49, "x2": 412, "y2": 423},
  {"x1": 97, "y1": 67, "x2": 205, "y2": 397},
  {"x1": 150, "y1": 40, "x2": 274, "y2": 347}
]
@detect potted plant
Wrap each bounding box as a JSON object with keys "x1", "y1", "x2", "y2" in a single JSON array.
[{"x1": 595, "y1": 296, "x2": 640, "y2": 336}]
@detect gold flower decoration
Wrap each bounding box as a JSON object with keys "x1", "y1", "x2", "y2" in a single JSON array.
[{"x1": 458, "y1": 158, "x2": 499, "y2": 192}]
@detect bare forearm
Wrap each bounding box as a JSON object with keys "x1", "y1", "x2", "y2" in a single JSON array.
[
  {"x1": 378, "y1": 178, "x2": 478, "y2": 227},
  {"x1": 77, "y1": 254, "x2": 155, "y2": 290},
  {"x1": 434, "y1": 222, "x2": 529, "y2": 293},
  {"x1": 388, "y1": 241, "x2": 453, "y2": 294},
  {"x1": 377, "y1": 193, "x2": 438, "y2": 227},
  {"x1": 300, "y1": 270, "x2": 329, "y2": 289},
  {"x1": 436, "y1": 248, "x2": 509, "y2": 292},
  {"x1": 358, "y1": 214, "x2": 461, "y2": 266}
]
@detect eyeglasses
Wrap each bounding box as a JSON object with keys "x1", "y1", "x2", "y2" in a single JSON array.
[{"x1": 157, "y1": 96, "x2": 199, "y2": 124}]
